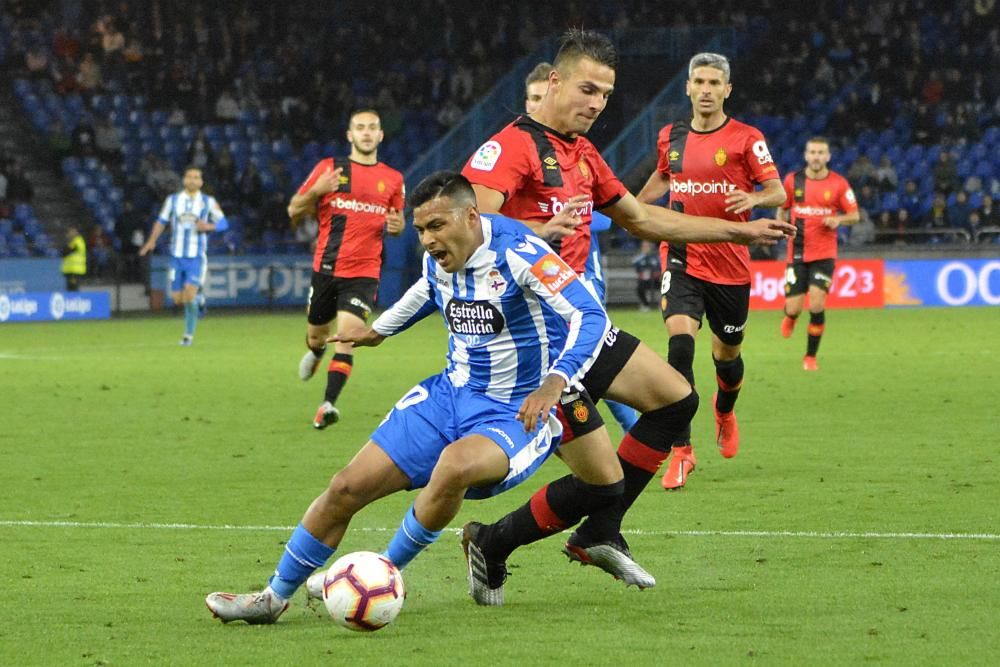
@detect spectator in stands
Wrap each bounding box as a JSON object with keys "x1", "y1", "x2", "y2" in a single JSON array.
[
  {"x1": 875, "y1": 155, "x2": 898, "y2": 193},
  {"x1": 923, "y1": 193, "x2": 951, "y2": 232},
  {"x1": 932, "y1": 152, "x2": 959, "y2": 194},
  {"x1": 94, "y1": 115, "x2": 121, "y2": 163},
  {"x1": 979, "y1": 195, "x2": 998, "y2": 227},
  {"x1": 951, "y1": 191, "x2": 974, "y2": 231},
  {"x1": 25, "y1": 42, "x2": 49, "y2": 79},
  {"x1": 145, "y1": 155, "x2": 181, "y2": 198},
  {"x1": 76, "y1": 52, "x2": 102, "y2": 95},
  {"x1": 874, "y1": 209, "x2": 895, "y2": 244},
  {"x1": 47, "y1": 120, "x2": 73, "y2": 160},
  {"x1": 6, "y1": 162, "x2": 33, "y2": 203},
  {"x1": 912, "y1": 104, "x2": 939, "y2": 144},
  {"x1": 72, "y1": 115, "x2": 96, "y2": 156},
  {"x1": 215, "y1": 88, "x2": 240, "y2": 122},
  {"x1": 901, "y1": 179, "x2": 922, "y2": 217},
  {"x1": 856, "y1": 184, "x2": 879, "y2": 213},
  {"x1": 52, "y1": 26, "x2": 80, "y2": 61},
  {"x1": 214, "y1": 145, "x2": 236, "y2": 199},
  {"x1": 895, "y1": 208, "x2": 915, "y2": 244},
  {"x1": 237, "y1": 162, "x2": 263, "y2": 211},
  {"x1": 847, "y1": 155, "x2": 876, "y2": 189},
  {"x1": 61, "y1": 226, "x2": 86, "y2": 291},
  {"x1": 0, "y1": 168, "x2": 8, "y2": 203},
  {"x1": 851, "y1": 207, "x2": 876, "y2": 245},
  {"x1": 186, "y1": 129, "x2": 215, "y2": 173}
]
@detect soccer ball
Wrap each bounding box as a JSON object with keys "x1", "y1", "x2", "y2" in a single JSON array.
[{"x1": 322, "y1": 551, "x2": 405, "y2": 631}]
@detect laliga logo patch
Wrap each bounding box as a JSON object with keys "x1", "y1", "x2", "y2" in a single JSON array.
[
  {"x1": 846, "y1": 188, "x2": 856, "y2": 204},
  {"x1": 50, "y1": 292, "x2": 65, "y2": 320},
  {"x1": 471, "y1": 141, "x2": 502, "y2": 171},
  {"x1": 530, "y1": 253, "x2": 577, "y2": 295},
  {"x1": 714, "y1": 148, "x2": 728, "y2": 167}
]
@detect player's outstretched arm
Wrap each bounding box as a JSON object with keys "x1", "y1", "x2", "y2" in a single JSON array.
[
  {"x1": 724, "y1": 178, "x2": 786, "y2": 215},
  {"x1": 472, "y1": 184, "x2": 581, "y2": 240},
  {"x1": 288, "y1": 166, "x2": 343, "y2": 224},
  {"x1": 604, "y1": 192, "x2": 795, "y2": 246},
  {"x1": 636, "y1": 169, "x2": 671, "y2": 204},
  {"x1": 328, "y1": 327, "x2": 385, "y2": 348},
  {"x1": 139, "y1": 221, "x2": 166, "y2": 256}
]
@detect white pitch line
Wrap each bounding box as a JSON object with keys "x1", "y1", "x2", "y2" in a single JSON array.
[{"x1": 1, "y1": 520, "x2": 996, "y2": 541}]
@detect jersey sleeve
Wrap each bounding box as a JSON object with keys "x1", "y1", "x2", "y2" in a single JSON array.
[
  {"x1": 590, "y1": 211, "x2": 612, "y2": 233},
  {"x1": 655, "y1": 125, "x2": 673, "y2": 177},
  {"x1": 296, "y1": 158, "x2": 334, "y2": 196},
  {"x1": 743, "y1": 128, "x2": 781, "y2": 185},
  {"x1": 207, "y1": 196, "x2": 228, "y2": 231},
  {"x1": 506, "y1": 240, "x2": 610, "y2": 388},
  {"x1": 371, "y1": 256, "x2": 439, "y2": 336},
  {"x1": 839, "y1": 178, "x2": 859, "y2": 214},
  {"x1": 461, "y1": 132, "x2": 530, "y2": 200},
  {"x1": 391, "y1": 175, "x2": 405, "y2": 210},
  {"x1": 589, "y1": 149, "x2": 627, "y2": 210},
  {"x1": 781, "y1": 173, "x2": 794, "y2": 210},
  {"x1": 157, "y1": 195, "x2": 173, "y2": 225}
]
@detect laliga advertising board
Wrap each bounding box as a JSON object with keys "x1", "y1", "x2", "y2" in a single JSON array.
[
  {"x1": 0, "y1": 291, "x2": 111, "y2": 323},
  {"x1": 749, "y1": 260, "x2": 885, "y2": 310}
]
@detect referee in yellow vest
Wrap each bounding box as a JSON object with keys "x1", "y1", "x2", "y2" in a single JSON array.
[{"x1": 61, "y1": 226, "x2": 86, "y2": 291}]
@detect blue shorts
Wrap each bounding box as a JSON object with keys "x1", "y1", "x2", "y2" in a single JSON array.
[
  {"x1": 371, "y1": 373, "x2": 562, "y2": 499},
  {"x1": 169, "y1": 256, "x2": 206, "y2": 291}
]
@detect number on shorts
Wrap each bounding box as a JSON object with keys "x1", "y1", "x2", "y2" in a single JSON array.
[
  {"x1": 395, "y1": 384, "x2": 429, "y2": 410},
  {"x1": 660, "y1": 271, "x2": 672, "y2": 295}
]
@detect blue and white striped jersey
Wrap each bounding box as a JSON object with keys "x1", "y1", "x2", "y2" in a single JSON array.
[
  {"x1": 157, "y1": 191, "x2": 226, "y2": 258},
  {"x1": 372, "y1": 214, "x2": 610, "y2": 403}
]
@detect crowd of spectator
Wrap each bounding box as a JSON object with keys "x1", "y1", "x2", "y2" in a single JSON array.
[{"x1": 1, "y1": 0, "x2": 997, "y2": 268}]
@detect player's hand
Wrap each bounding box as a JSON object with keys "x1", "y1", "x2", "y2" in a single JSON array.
[
  {"x1": 735, "y1": 219, "x2": 797, "y2": 246},
  {"x1": 328, "y1": 327, "x2": 385, "y2": 348},
  {"x1": 385, "y1": 208, "x2": 405, "y2": 236},
  {"x1": 724, "y1": 190, "x2": 759, "y2": 215},
  {"x1": 138, "y1": 243, "x2": 153, "y2": 256},
  {"x1": 542, "y1": 195, "x2": 589, "y2": 240},
  {"x1": 822, "y1": 217, "x2": 839, "y2": 229},
  {"x1": 195, "y1": 221, "x2": 214, "y2": 232},
  {"x1": 311, "y1": 167, "x2": 343, "y2": 196},
  {"x1": 516, "y1": 374, "x2": 566, "y2": 433}
]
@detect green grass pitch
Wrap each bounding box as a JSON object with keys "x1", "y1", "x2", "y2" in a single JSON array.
[{"x1": 1, "y1": 306, "x2": 997, "y2": 665}]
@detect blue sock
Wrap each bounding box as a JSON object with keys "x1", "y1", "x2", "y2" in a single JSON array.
[
  {"x1": 607, "y1": 399, "x2": 639, "y2": 432},
  {"x1": 183, "y1": 301, "x2": 197, "y2": 337},
  {"x1": 268, "y1": 523, "x2": 336, "y2": 600},
  {"x1": 383, "y1": 505, "x2": 443, "y2": 570}
]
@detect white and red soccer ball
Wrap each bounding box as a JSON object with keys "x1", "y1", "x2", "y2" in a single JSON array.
[{"x1": 322, "y1": 551, "x2": 405, "y2": 631}]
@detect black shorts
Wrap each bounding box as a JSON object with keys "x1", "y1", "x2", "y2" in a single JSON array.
[
  {"x1": 784, "y1": 259, "x2": 835, "y2": 297},
  {"x1": 659, "y1": 270, "x2": 749, "y2": 346},
  {"x1": 306, "y1": 273, "x2": 378, "y2": 325},
  {"x1": 579, "y1": 327, "x2": 642, "y2": 401},
  {"x1": 554, "y1": 388, "x2": 604, "y2": 444}
]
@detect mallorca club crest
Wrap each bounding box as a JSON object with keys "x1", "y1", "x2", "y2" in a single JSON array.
[
  {"x1": 714, "y1": 148, "x2": 728, "y2": 166},
  {"x1": 572, "y1": 400, "x2": 589, "y2": 423},
  {"x1": 377, "y1": 180, "x2": 386, "y2": 193},
  {"x1": 578, "y1": 160, "x2": 590, "y2": 178},
  {"x1": 824, "y1": 190, "x2": 833, "y2": 201}
]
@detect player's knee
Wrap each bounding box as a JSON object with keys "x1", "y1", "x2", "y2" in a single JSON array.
[
  {"x1": 323, "y1": 471, "x2": 368, "y2": 515},
  {"x1": 630, "y1": 391, "x2": 699, "y2": 448},
  {"x1": 427, "y1": 450, "x2": 477, "y2": 493}
]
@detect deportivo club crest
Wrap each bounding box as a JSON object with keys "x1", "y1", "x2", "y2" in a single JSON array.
[
  {"x1": 487, "y1": 269, "x2": 507, "y2": 296},
  {"x1": 714, "y1": 148, "x2": 728, "y2": 166}
]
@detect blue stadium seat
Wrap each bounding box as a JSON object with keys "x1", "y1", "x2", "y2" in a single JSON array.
[
  {"x1": 179, "y1": 125, "x2": 196, "y2": 142},
  {"x1": 111, "y1": 94, "x2": 128, "y2": 110},
  {"x1": 62, "y1": 156, "x2": 81, "y2": 175},
  {"x1": 982, "y1": 127, "x2": 999, "y2": 147},
  {"x1": 203, "y1": 125, "x2": 223, "y2": 142},
  {"x1": 956, "y1": 160, "x2": 973, "y2": 179},
  {"x1": 974, "y1": 161, "x2": 993, "y2": 181},
  {"x1": 72, "y1": 173, "x2": 91, "y2": 190}
]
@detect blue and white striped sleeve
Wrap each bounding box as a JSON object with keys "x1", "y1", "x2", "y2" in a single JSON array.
[
  {"x1": 157, "y1": 195, "x2": 173, "y2": 225},
  {"x1": 207, "y1": 196, "x2": 228, "y2": 231},
  {"x1": 371, "y1": 255, "x2": 439, "y2": 337},
  {"x1": 506, "y1": 243, "x2": 610, "y2": 388}
]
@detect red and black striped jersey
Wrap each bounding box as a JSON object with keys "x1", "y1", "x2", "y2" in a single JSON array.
[
  {"x1": 655, "y1": 117, "x2": 780, "y2": 285},
  {"x1": 461, "y1": 116, "x2": 627, "y2": 273},
  {"x1": 781, "y1": 170, "x2": 857, "y2": 262},
  {"x1": 297, "y1": 158, "x2": 404, "y2": 278}
]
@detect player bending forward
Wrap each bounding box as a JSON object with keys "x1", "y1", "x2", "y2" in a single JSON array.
[{"x1": 207, "y1": 172, "x2": 644, "y2": 622}]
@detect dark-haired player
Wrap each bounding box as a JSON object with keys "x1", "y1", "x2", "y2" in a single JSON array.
[
  {"x1": 290, "y1": 109, "x2": 405, "y2": 429},
  {"x1": 637, "y1": 52, "x2": 786, "y2": 489},
  {"x1": 778, "y1": 137, "x2": 859, "y2": 370},
  {"x1": 460, "y1": 31, "x2": 794, "y2": 600}
]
